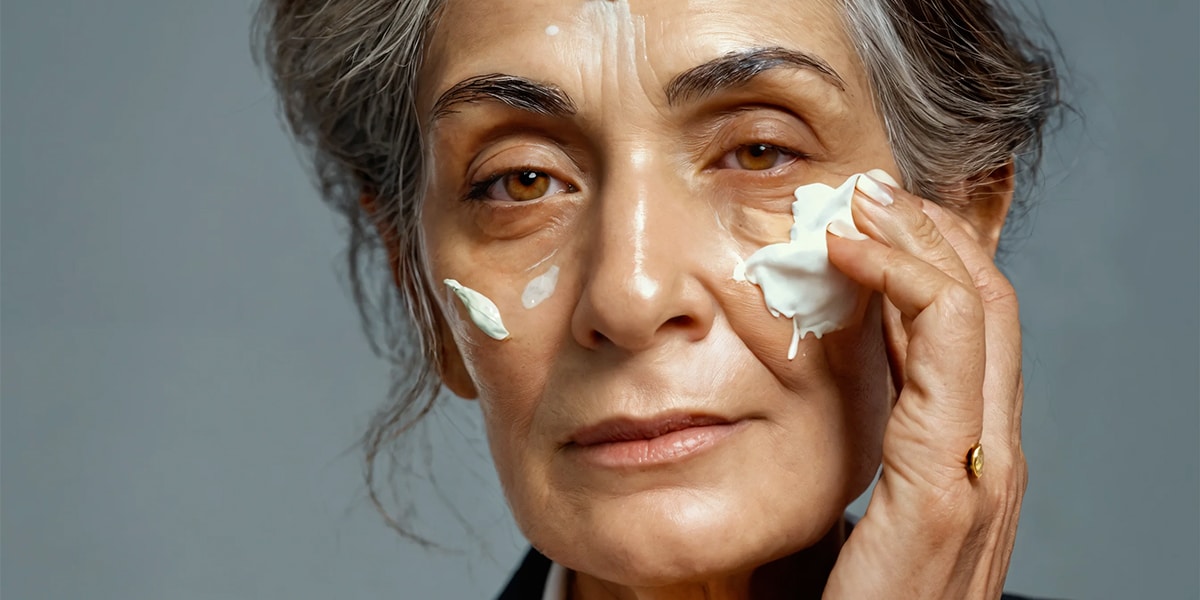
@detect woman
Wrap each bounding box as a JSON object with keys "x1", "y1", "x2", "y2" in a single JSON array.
[{"x1": 257, "y1": 0, "x2": 1060, "y2": 597}]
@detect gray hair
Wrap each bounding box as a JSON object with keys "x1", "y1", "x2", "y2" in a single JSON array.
[
  {"x1": 253, "y1": 0, "x2": 1060, "y2": 541},
  {"x1": 842, "y1": 0, "x2": 1059, "y2": 205}
]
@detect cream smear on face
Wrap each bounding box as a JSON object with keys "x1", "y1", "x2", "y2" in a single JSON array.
[
  {"x1": 736, "y1": 170, "x2": 897, "y2": 359},
  {"x1": 522, "y1": 265, "x2": 560, "y2": 309},
  {"x1": 444, "y1": 279, "x2": 510, "y2": 340}
]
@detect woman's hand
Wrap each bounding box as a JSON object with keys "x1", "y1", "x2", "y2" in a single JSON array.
[{"x1": 823, "y1": 174, "x2": 1026, "y2": 599}]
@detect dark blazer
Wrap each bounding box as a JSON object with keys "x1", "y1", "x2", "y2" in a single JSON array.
[{"x1": 497, "y1": 547, "x2": 1046, "y2": 599}]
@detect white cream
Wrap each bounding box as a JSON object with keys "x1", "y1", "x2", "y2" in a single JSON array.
[
  {"x1": 737, "y1": 172, "x2": 895, "y2": 359},
  {"x1": 443, "y1": 279, "x2": 510, "y2": 341},
  {"x1": 525, "y1": 249, "x2": 559, "y2": 273},
  {"x1": 544, "y1": 24, "x2": 560, "y2": 36},
  {"x1": 521, "y1": 265, "x2": 560, "y2": 309}
]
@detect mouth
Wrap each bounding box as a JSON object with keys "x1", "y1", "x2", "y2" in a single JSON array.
[{"x1": 566, "y1": 413, "x2": 744, "y2": 468}]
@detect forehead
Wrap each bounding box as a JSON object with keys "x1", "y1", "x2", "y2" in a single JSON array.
[{"x1": 418, "y1": 0, "x2": 864, "y2": 114}]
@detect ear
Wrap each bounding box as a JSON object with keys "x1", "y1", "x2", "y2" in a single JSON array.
[
  {"x1": 952, "y1": 161, "x2": 1016, "y2": 258},
  {"x1": 358, "y1": 192, "x2": 479, "y2": 400}
]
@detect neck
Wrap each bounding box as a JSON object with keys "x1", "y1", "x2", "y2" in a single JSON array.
[{"x1": 570, "y1": 519, "x2": 847, "y2": 600}]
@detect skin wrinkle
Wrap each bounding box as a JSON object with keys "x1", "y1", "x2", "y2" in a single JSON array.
[{"x1": 597, "y1": 1, "x2": 652, "y2": 117}]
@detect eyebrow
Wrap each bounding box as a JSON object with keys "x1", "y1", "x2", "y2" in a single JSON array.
[
  {"x1": 429, "y1": 46, "x2": 845, "y2": 122},
  {"x1": 665, "y1": 47, "x2": 846, "y2": 105},
  {"x1": 431, "y1": 73, "x2": 577, "y2": 121}
]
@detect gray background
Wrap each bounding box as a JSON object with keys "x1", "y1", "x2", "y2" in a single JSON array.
[{"x1": 2, "y1": 1, "x2": 1197, "y2": 598}]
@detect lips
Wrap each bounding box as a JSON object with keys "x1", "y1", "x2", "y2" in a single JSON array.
[
  {"x1": 566, "y1": 413, "x2": 743, "y2": 468},
  {"x1": 569, "y1": 413, "x2": 733, "y2": 447}
]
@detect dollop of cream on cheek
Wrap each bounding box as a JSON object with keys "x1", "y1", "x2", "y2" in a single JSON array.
[
  {"x1": 443, "y1": 279, "x2": 510, "y2": 340},
  {"x1": 521, "y1": 265, "x2": 560, "y2": 309},
  {"x1": 737, "y1": 173, "x2": 885, "y2": 360}
]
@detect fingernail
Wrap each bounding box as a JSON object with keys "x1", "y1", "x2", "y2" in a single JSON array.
[
  {"x1": 827, "y1": 221, "x2": 868, "y2": 240},
  {"x1": 866, "y1": 168, "x2": 900, "y2": 187},
  {"x1": 856, "y1": 174, "x2": 894, "y2": 206}
]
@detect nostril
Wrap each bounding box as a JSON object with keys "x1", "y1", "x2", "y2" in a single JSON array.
[
  {"x1": 589, "y1": 330, "x2": 610, "y2": 347},
  {"x1": 574, "y1": 290, "x2": 712, "y2": 351},
  {"x1": 665, "y1": 315, "x2": 694, "y2": 329}
]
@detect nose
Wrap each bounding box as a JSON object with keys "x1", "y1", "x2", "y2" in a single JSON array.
[{"x1": 570, "y1": 151, "x2": 716, "y2": 352}]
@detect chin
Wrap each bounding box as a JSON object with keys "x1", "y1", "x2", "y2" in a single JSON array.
[{"x1": 530, "y1": 482, "x2": 848, "y2": 587}]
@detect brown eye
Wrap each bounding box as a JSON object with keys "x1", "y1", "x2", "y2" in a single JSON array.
[
  {"x1": 470, "y1": 169, "x2": 575, "y2": 202},
  {"x1": 503, "y1": 170, "x2": 551, "y2": 201},
  {"x1": 735, "y1": 144, "x2": 783, "y2": 170}
]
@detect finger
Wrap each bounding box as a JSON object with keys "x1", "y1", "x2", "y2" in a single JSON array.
[
  {"x1": 852, "y1": 174, "x2": 975, "y2": 290},
  {"x1": 851, "y1": 175, "x2": 978, "y2": 404},
  {"x1": 845, "y1": 175, "x2": 987, "y2": 430},
  {"x1": 881, "y1": 297, "x2": 908, "y2": 398},
  {"x1": 851, "y1": 175, "x2": 1023, "y2": 455},
  {"x1": 828, "y1": 233, "x2": 986, "y2": 468},
  {"x1": 922, "y1": 200, "x2": 1024, "y2": 448}
]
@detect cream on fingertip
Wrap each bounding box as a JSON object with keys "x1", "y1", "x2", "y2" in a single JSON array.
[
  {"x1": 827, "y1": 220, "x2": 868, "y2": 240},
  {"x1": 865, "y1": 168, "x2": 900, "y2": 187},
  {"x1": 855, "y1": 174, "x2": 894, "y2": 206}
]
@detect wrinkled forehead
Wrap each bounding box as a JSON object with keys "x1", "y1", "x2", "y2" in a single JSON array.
[{"x1": 417, "y1": 0, "x2": 864, "y2": 118}]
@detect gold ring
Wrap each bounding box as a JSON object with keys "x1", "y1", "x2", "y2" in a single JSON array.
[{"x1": 966, "y1": 442, "x2": 984, "y2": 479}]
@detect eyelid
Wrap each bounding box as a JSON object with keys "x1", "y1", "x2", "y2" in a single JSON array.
[
  {"x1": 692, "y1": 108, "x2": 816, "y2": 171},
  {"x1": 463, "y1": 142, "x2": 582, "y2": 201},
  {"x1": 714, "y1": 143, "x2": 808, "y2": 172},
  {"x1": 467, "y1": 168, "x2": 576, "y2": 202}
]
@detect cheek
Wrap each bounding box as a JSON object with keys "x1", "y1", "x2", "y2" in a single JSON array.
[
  {"x1": 822, "y1": 296, "x2": 891, "y2": 483},
  {"x1": 723, "y1": 278, "x2": 878, "y2": 383},
  {"x1": 421, "y1": 197, "x2": 576, "y2": 387},
  {"x1": 726, "y1": 287, "x2": 890, "y2": 486},
  {"x1": 432, "y1": 275, "x2": 574, "y2": 501},
  {"x1": 445, "y1": 296, "x2": 568, "y2": 452},
  {"x1": 461, "y1": 330, "x2": 564, "y2": 531}
]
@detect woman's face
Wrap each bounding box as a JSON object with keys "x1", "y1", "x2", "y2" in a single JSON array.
[{"x1": 417, "y1": 0, "x2": 896, "y2": 585}]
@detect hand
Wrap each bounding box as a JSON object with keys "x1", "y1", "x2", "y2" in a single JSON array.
[{"x1": 822, "y1": 175, "x2": 1027, "y2": 599}]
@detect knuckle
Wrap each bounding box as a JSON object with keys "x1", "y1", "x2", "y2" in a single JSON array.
[
  {"x1": 1013, "y1": 448, "x2": 1029, "y2": 494},
  {"x1": 910, "y1": 212, "x2": 945, "y2": 249},
  {"x1": 974, "y1": 268, "x2": 1019, "y2": 307},
  {"x1": 983, "y1": 448, "x2": 1028, "y2": 513},
  {"x1": 939, "y1": 281, "x2": 984, "y2": 323},
  {"x1": 986, "y1": 474, "x2": 1020, "y2": 508},
  {"x1": 882, "y1": 247, "x2": 921, "y2": 286},
  {"x1": 924, "y1": 491, "x2": 975, "y2": 538}
]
